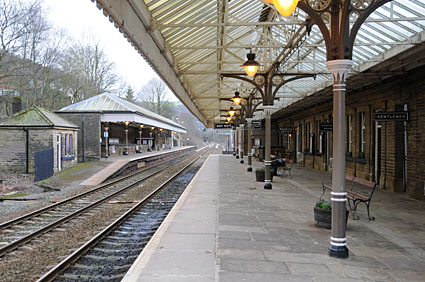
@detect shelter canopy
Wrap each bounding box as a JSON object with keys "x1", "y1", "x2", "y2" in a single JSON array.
[{"x1": 59, "y1": 93, "x2": 187, "y2": 133}]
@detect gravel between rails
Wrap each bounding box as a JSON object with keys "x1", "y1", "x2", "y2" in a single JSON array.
[{"x1": 0, "y1": 149, "x2": 211, "y2": 282}]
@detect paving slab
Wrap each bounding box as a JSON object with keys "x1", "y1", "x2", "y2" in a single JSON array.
[{"x1": 122, "y1": 154, "x2": 425, "y2": 282}]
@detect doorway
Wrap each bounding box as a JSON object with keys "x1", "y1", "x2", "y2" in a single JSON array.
[
  {"x1": 374, "y1": 122, "x2": 381, "y2": 185},
  {"x1": 57, "y1": 134, "x2": 61, "y2": 172}
]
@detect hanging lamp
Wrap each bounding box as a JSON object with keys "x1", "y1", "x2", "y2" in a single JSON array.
[{"x1": 242, "y1": 52, "x2": 260, "y2": 77}]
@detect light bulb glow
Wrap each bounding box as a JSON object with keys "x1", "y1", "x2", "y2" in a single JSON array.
[
  {"x1": 244, "y1": 65, "x2": 258, "y2": 77},
  {"x1": 273, "y1": 0, "x2": 298, "y2": 17},
  {"x1": 233, "y1": 97, "x2": 242, "y2": 105}
]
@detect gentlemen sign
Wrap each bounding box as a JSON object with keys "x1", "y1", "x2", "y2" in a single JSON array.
[
  {"x1": 214, "y1": 123, "x2": 233, "y2": 129},
  {"x1": 279, "y1": 127, "x2": 294, "y2": 133},
  {"x1": 374, "y1": 112, "x2": 409, "y2": 122},
  {"x1": 319, "y1": 122, "x2": 333, "y2": 131}
]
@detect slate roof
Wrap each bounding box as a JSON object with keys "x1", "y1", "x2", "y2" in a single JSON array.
[
  {"x1": 0, "y1": 106, "x2": 78, "y2": 129},
  {"x1": 59, "y1": 93, "x2": 185, "y2": 130}
]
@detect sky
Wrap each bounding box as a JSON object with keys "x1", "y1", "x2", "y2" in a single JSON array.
[{"x1": 41, "y1": 0, "x2": 176, "y2": 100}]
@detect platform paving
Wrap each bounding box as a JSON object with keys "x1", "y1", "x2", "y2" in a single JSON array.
[{"x1": 123, "y1": 154, "x2": 425, "y2": 282}]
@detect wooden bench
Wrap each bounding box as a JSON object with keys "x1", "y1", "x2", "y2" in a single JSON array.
[{"x1": 320, "y1": 175, "x2": 376, "y2": 220}]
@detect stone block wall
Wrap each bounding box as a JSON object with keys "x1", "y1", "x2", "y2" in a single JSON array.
[
  {"x1": 56, "y1": 112, "x2": 101, "y2": 162},
  {"x1": 0, "y1": 128, "x2": 54, "y2": 173},
  {"x1": 274, "y1": 65, "x2": 425, "y2": 200}
]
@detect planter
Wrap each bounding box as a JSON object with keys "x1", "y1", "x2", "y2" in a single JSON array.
[
  {"x1": 314, "y1": 207, "x2": 349, "y2": 229},
  {"x1": 255, "y1": 170, "x2": 265, "y2": 182},
  {"x1": 255, "y1": 170, "x2": 274, "y2": 182}
]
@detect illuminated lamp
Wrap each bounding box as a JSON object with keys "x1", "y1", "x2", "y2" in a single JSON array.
[
  {"x1": 242, "y1": 52, "x2": 260, "y2": 77},
  {"x1": 228, "y1": 107, "x2": 236, "y2": 117},
  {"x1": 232, "y1": 91, "x2": 242, "y2": 106},
  {"x1": 140, "y1": 124, "x2": 144, "y2": 128},
  {"x1": 273, "y1": 0, "x2": 299, "y2": 17},
  {"x1": 263, "y1": 0, "x2": 274, "y2": 3},
  {"x1": 226, "y1": 115, "x2": 232, "y2": 122},
  {"x1": 124, "y1": 121, "x2": 130, "y2": 127},
  {"x1": 151, "y1": 126, "x2": 155, "y2": 130}
]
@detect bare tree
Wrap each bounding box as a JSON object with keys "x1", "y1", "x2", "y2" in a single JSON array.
[
  {"x1": 138, "y1": 78, "x2": 176, "y2": 119},
  {"x1": 60, "y1": 38, "x2": 117, "y2": 103}
]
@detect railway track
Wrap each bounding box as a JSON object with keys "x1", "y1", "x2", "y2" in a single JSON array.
[
  {"x1": 36, "y1": 145, "x2": 214, "y2": 281},
  {"x1": 0, "y1": 146, "x2": 209, "y2": 257}
]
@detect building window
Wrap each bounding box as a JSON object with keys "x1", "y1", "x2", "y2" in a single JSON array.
[
  {"x1": 347, "y1": 114, "x2": 353, "y2": 155},
  {"x1": 305, "y1": 122, "x2": 310, "y2": 152},
  {"x1": 64, "y1": 134, "x2": 68, "y2": 156},
  {"x1": 69, "y1": 134, "x2": 73, "y2": 155},
  {"x1": 360, "y1": 112, "x2": 366, "y2": 154}
]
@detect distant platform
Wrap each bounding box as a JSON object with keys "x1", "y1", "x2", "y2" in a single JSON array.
[{"x1": 80, "y1": 146, "x2": 196, "y2": 186}]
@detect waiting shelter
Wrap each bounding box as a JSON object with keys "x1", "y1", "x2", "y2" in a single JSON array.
[{"x1": 57, "y1": 93, "x2": 186, "y2": 161}]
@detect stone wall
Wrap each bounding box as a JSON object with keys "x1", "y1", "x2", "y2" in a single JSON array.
[
  {"x1": 56, "y1": 113, "x2": 101, "y2": 162},
  {"x1": 0, "y1": 128, "x2": 53, "y2": 173}
]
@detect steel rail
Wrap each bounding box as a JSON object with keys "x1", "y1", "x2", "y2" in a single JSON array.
[
  {"x1": 36, "y1": 147, "x2": 212, "y2": 282},
  {"x1": 0, "y1": 148, "x2": 195, "y2": 231},
  {"x1": 0, "y1": 148, "x2": 200, "y2": 257}
]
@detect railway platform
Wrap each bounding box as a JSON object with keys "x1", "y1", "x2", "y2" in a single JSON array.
[{"x1": 123, "y1": 154, "x2": 425, "y2": 282}]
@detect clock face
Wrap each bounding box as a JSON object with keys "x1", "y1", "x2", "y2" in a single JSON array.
[
  {"x1": 254, "y1": 75, "x2": 265, "y2": 85},
  {"x1": 272, "y1": 75, "x2": 283, "y2": 86}
]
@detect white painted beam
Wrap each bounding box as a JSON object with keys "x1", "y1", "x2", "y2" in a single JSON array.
[{"x1": 94, "y1": 0, "x2": 208, "y2": 125}]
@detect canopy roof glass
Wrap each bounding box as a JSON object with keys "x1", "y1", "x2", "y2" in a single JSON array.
[{"x1": 94, "y1": 0, "x2": 425, "y2": 125}]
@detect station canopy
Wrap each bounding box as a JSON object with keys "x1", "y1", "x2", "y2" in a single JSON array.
[
  {"x1": 93, "y1": 0, "x2": 425, "y2": 127},
  {"x1": 59, "y1": 93, "x2": 187, "y2": 133}
]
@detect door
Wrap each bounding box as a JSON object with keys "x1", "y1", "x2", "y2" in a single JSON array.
[
  {"x1": 57, "y1": 134, "x2": 61, "y2": 172},
  {"x1": 374, "y1": 122, "x2": 381, "y2": 184}
]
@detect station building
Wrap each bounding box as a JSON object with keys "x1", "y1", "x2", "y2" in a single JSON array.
[
  {"x1": 56, "y1": 93, "x2": 187, "y2": 162},
  {"x1": 0, "y1": 106, "x2": 78, "y2": 175}
]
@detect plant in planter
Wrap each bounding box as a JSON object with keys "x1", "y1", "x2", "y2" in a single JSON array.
[
  {"x1": 255, "y1": 168, "x2": 274, "y2": 182},
  {"x1": 314, "y1": 200, "x2": 348, "y2": 229}
]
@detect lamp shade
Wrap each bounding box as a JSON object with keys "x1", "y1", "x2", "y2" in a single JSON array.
[
  {"x1": 273, "y1": 0, "x2": 298, "y2": 17},
  {"x1": 232, "y1": 91, "x2": 242, "y2": 105},
  {"x1": 242, "y1": 53, "x2": 260, "y2": 77}
]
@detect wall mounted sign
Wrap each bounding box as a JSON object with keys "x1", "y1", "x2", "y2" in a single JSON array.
[
  {"x1": 279, "y1": 127, "x2": 294, "y2": 133},
  {"x1": 374, "y1": 112, "x2": 409, "y2": 121},
  {"x1": 319, "y1": 122, "x2": 333, "y2": 131},
  {"x1": 214, "y1": 123, "x2": 233, "y2": 129},
  {"x1": 251, "y1": 120, "x2": 262, "y2": 130}
]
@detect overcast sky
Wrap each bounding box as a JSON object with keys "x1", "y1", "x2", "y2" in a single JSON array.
[{"x1": 42, "y1": 0, "x2": 175, "y2": 99}]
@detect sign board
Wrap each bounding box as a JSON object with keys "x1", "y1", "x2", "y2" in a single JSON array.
[
  {"x1": 279, "y1": 127, "x2": 294, "y2": 133},
  {"x1": 320, "y1": 122, "x2": 333, "y2": 131},
  {"x1": 251, "y1": 120, "x2": 262, "y2": 130},
  {"x1": 214, "y1": 123, "x2": 233, "y2": 129},
  {"x1": 215, "y1": 129, "x2": 232, "y2": 135},
  {"x1": 374, "y1": 112, "x2": 409, "y2": 122}
]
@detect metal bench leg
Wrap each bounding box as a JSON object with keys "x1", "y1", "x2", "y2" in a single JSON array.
[
  {"x1": 351, "y1": 200, "x2": 360, "y2": 220},
  {"x1": 365, "y1": 201, "x2": 375, "y2": 221}
]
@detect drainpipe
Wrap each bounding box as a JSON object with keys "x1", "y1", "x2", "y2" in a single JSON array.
[
  {"x1": 82, "y1": 113, "x2": 85, "y2": 162},
  {"x1": 23, "y1": 127, "x2": 29, "y2": 173},
  {"x1": 403, "y1": 104, "x2": 408, "y2": 192}
]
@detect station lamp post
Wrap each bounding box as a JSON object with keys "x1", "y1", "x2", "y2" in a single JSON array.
[
  {"x1": 266, "y1": 0, "x2": 391, "y2": 258},
  {"x1": 104, "y1": 122, "x2": 109, "y2": 159}
]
